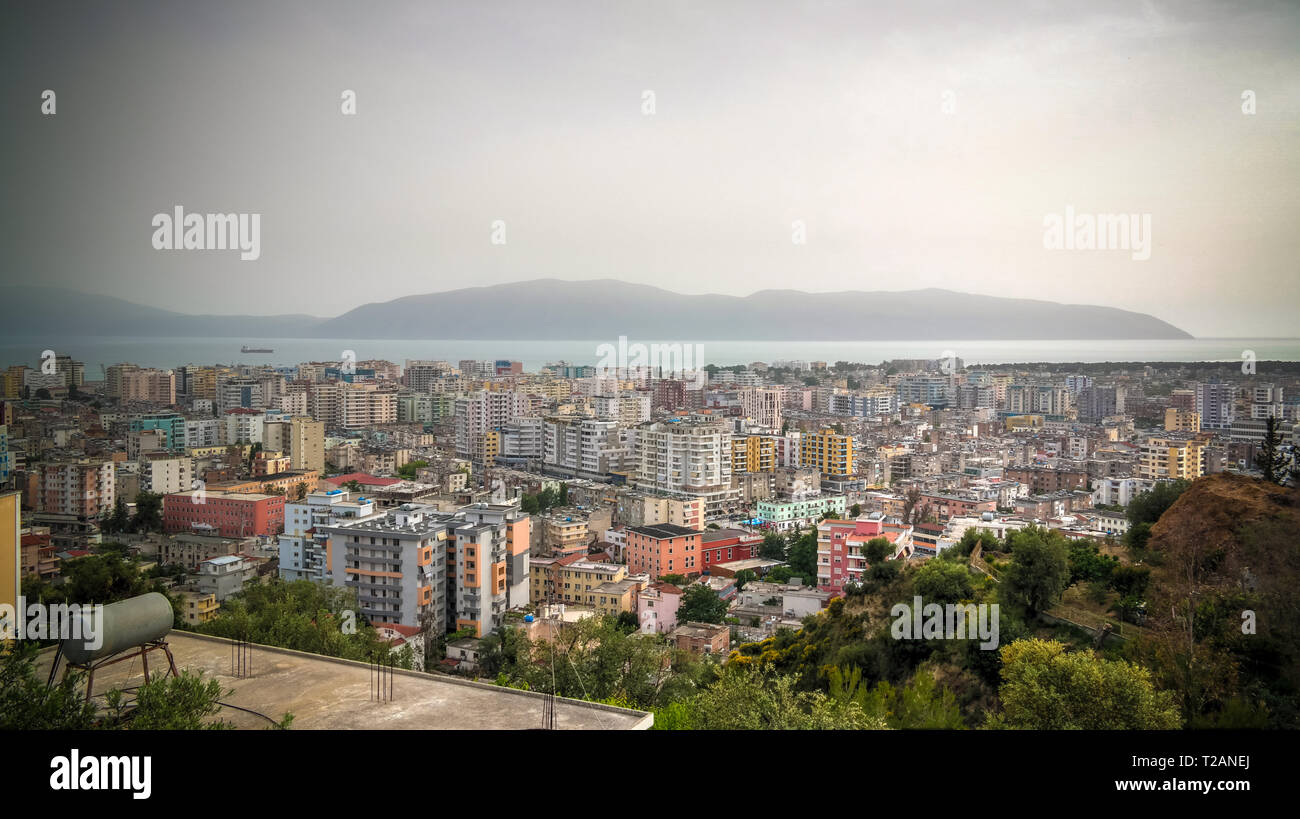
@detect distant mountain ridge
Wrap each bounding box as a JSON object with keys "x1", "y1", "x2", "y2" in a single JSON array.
[{"x1": 0, "y1": 280, "x2": 1193, "y2": 340}]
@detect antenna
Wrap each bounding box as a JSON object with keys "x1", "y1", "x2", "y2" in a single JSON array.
[
  {"x1": 371, "y1": 651, "x2": 394, "y2": 702},
  {"x1": 232, "y1": 633, "x2": 252, "y2": 678}
]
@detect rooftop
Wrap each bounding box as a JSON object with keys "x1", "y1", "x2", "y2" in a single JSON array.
[
  {"x1": 39, "y1": 632, "x2": 651, "y2": 730},
  {"x1": 627, "y1": 523, "x2": 699, "y2": 539}
]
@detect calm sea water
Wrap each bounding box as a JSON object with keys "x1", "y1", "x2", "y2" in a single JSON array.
[{"x1": 2, "y1": 337, "x2": 1298, "y2": 374}]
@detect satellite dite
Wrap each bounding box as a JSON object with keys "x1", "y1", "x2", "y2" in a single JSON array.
[{"x1": 45, "y1": 592, "x2": 179, "y2": 703}]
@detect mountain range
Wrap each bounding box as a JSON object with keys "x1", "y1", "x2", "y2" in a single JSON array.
[{"x1": 0, "y1": 280, "x2": 1193, "y2": 340}]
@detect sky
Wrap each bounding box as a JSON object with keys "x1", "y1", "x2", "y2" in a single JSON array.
[{"x1": 3, "y1": 0, "x2": 1298, "y2": 337}]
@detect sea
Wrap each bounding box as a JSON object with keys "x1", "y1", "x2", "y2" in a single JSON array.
[{"x1": 2, "y1": 337, "x2": 1299, "y2": 375}]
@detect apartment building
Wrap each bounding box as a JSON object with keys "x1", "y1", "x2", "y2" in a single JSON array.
[
  {"x1": 456, "y1": 391, "x2": 529, "y2": 464},
  {"x1": 184, "y1": 418, "x2": 222, "y2": 449},
  {"x1": 614, "y1": 490, "x2": 705, "y2": 530},
  {"x1": 38, "y1": 459, "x2": 115, "y2": 518},
  {"x1": 1076, "y1": 385, "x2": 1126, "y2": 422},
  {"x1": 896, "y1": 375, "x2": 953, "y2": 408},
  {"x1": 1091, "y1": 476, "x2": 1155, "y2": 507},
  {"x1": 542, "y1": 416, "x2": 625, "y2": 477},
  {"x1": 1164, "y1": 408, "x2": 1201, "y2": 433},
  {"x1": 625, "y1": 523, "x2": 702, "y2": 578},
  {"x1": 634, "y1": 418, "x2": 737, "y2": 515},
  {"x1": 162, "y1": 490, "x2": 284, "y2": 538},
  {"x1": 816, "y1": 514, "x2": 912, "y2": 594},
  {"x1": 278, "y1": 489, "x2": 378, "y2": 582},
  {"x1": 139, "y1": 452, "x2": 194, "y2": 496},
  {"x1": 739, "y1": 387, "x2": 783, "y2": 432},
  {"x1": 756, "y1": 494, "x2": 847, "y2": 532},
  {"x1": 450, "y1": 503, "x2": 531, "y2": 636},
  {"x1": 732, "y1": 435, "x2": 777, "y2": 473},
  {"x1": 699, "y1": 528, "x2": 761, "y2": 571},
  {"x1": 1006, "y1": 383, "x2": 1071, "y2": 416},
  {"x1": 636, "y1": 581, "x2": 683, "y2": 634},
  {"x1": 323, "y1": 504, "x2": 448, "y2": 629},
  {"x1": 222, "y1": 408, "x2": 266, "y2": 444},
  {"x1": 263, "y1": 416, "x2": 325, "y2": 473},
  {"x1": 800, "y1": 428, "x2": 854, "y2": 477},
  {"x1": 1196, "y1": 381, "x2": 1235, "y2": 430},
  {"x1": 217, "y1": 378, "x2": 265, "y2": 412},
  {"x1": 531, "y1": 556, "x2": 629, "y2": 607},
  {"x1": 341, "y1": 382, "x2": 398, "y2": 429},
  {"x1": 130, "y1": 411, "x2": 186, "y2": 452},
  {"x1": 1138, "y1": 436, "x2": 1206, "y2": 481},
  {"x1": 593, "y1": 391, "x2": 651, "y2": 426},
  {"x1": 108, "y1": 364, "x2": 177, "y2": 405}
]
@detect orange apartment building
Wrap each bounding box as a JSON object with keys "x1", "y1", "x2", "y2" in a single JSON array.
[{"x1": 625, "y1": 523, "x2": 703, "y2": 579}]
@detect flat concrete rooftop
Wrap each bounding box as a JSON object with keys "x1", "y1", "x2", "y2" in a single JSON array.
[{"x1": 39, "y1": 631, "x2": 652, "y2": 730}]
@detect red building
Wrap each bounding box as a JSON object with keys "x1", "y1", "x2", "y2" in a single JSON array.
[
  {"x1": 625, "y1": 523, "x2": 702, "y2": 578},
  {"x1": 699, "y1": 528, "x2": 761, "y2": 572},
  {"x1": 816, "y1": 515, "x2": 913, "y2": 595},
  {"x1": 163, "y1": 490, "x2": 284, "y2": 538}
]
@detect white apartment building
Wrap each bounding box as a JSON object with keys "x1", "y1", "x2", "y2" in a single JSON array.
[
  {"x1": 543, "y1": 416, "x2": 626, "y2": 476},
  {"x1": 279, "y1": 489, "x2": 378, "y2": 582},
  {"x1": 455, "y1": 391, "x2": 529, "y2": 463},
  {"x1": 740, "y1": 387, "x2": 783, "y2": 432},
  {"x1": 184, "y1": 418, "x2": 222, "y2": 449},
  {"x1": 341, "y1": 382, "x2": 398, "y2": 429},
  {"x1": 139, "y1": 453, "x2": 195, "y2": 496}
]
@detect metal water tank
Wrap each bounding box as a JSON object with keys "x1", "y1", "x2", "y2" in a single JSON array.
[{"x1": 62, "y1": 592, "x2": 174, "y2": 665}]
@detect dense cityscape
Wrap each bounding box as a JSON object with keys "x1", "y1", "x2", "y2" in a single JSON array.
[
  {"x1": 3, "y1": 349, "x2": 1296, "y2": 732},
  {"x1": 3, "y1": 0, "x2": 1296, "y2": 804}
]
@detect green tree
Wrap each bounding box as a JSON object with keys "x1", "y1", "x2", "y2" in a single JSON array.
[
  {"x1": 787, "y1": 529, "x2": 818, "y2": 584},
  {"x1": 685, "y1": 663, "x2": 884, "y2": 730},
  {"x1": 1001, "y1": 527, "x2": 1070, "y2": 615},
  {"x1": 1067, "y1": 541, "x2": 1118, "y2": 584},
  {"x1": 1254, "y1": 415, "x2": 1288, "y2": 484},
  {"x1": 105, "y1": 496, "x2": 130, "y2": 534},
  {"x1": 862, "y1": 536, "x2": 892, "y2": 564},
  {"x1": 849, "y1": 503, "x2": 862, "y2": 517},
  {"x1": 733, "y1": 569, "x2": 757, "y2": 591},
  {"x1": 677, "y1": 585, "x2": 728, "y2": 624},
  {"x1": 0, "y1": 641, "x2": 98, "y2": 729},
  {"x1": 395, "y1": 460, "x2": 428, "y2": 480},
  {"x1": 993, "y1": 639, "x2": 1181, "y2": 729},
  {"x1": 830, "y1": 666, "x2": 966, "y2": 729},
  {"x1": 759, "y1": 532, "x2": 787, "y2": 560},
  {"x1": 119, "y1": 672, "x2": 232, "y2": 729},
  {"x1": 129, "y1": 491, "x2": 164, "y2": 534},
  {"x1": 1125, "y1": 480, "x2": 1190, "y2": 549},
  {"x1": 196, "y1": 579, "x2": 391, "y2": 661},
  {"x1": 913, "y1": 559, "x2": 974, "y2": 605}
]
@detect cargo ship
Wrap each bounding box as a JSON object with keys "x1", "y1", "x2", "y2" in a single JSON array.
[{"x1": 241, "y1": 345, "x2": 274, "y2": 353}]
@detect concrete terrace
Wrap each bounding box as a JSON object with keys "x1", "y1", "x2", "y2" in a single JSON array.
[{"x1": 40, "y1": 631, "x2": 652, "y2": 730}]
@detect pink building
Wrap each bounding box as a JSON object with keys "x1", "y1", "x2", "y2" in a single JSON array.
[
  {"x1": 816, "y1": 514, "x2": 912, "y2": 595},
  {"x1": 636, "y1": 581, "x2": 683, "y2": 634}
]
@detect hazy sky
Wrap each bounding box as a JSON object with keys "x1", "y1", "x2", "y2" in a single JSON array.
[{"x1": 3, "y1": 0, "x2": 1297, "y2": 336}]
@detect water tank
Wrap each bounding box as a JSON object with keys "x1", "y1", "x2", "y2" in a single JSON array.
[
  {"x1": 62, "y1": 592, "x2": 174, "y2": 665},
  {"x1": 524, "y1": 614, "x2": 535, "y2": 623}
]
